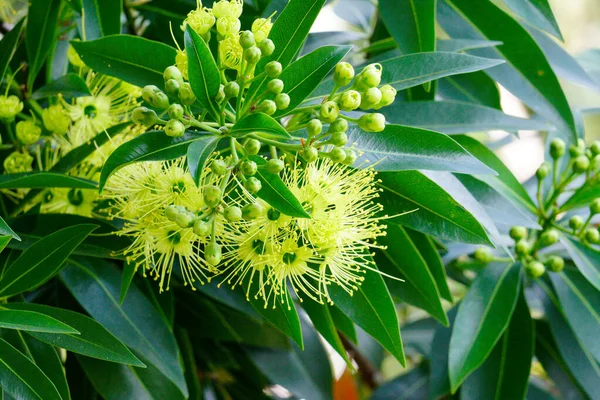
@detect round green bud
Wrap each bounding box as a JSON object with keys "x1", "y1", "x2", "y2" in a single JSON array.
[
  {"x1": 590, "y1": 198, "x2": 600, "y2": 215},
  {"x1": 342, "y1": 149, "x2": 357, "y2": 166},
  {"x1": 275, "y1": 93, "x2": 290, "y2": 110},
  {"x1": 329, "y1": 147, "x2": 346, "y2": 163},
  {"x1": 244, "y1": 46, "x2": 262, "y2": 64},
  {"x1": 330, "y1": 131, "x2": 348, "y2": 146},
  {"x1": 302, "y1": 146, "x2": 319, "y2": 163},
  {"x1": 591, "y1": 141, "x2": 600, "y2": 156},
  {"x1": 536, "y1": 162, "x2": 551, "y2": 180},
  {"x1": 509, "y1": 226, "x2": 528, "y2": 241},
  {"x1": 205, "y1": 243, "x2": 222, "y2": 266},
  {"x1": 358, "y1": 113, "x2": 386, "y2": 133},
  {"x1": 339, "y1": 90, "x2": 361, "y2": 111},
  {"x1": 15, "y1": 120, "x2": 42, "y2": 145},
  {"x1": 591, "y1": 154, "x2": 600, "y2": 171},
  {"x1": 569, "y1": 215, "x2": 584, "y2": 230},
  {"x1": 375, "y1": 85, "x2": 397, "y2": 109},
  {"x1": 164, "y1": 65, "x2": 183, "y2": 84},
  {"x1": 515, "y1": 240, "x2": 531, "y2": 256},
  {"x1": 259, "y1": 39, "x2": 275, "y2": 57},
  {"x1": 333, "y1": 62, "x2": 355, "y2": 87},
  {"x1": 307, "y1": 119, "x2": 323, "y2": 137},
  {"x1": 154, "y1": 92, "x2": 170, "y2": 109},
  {"x1": 224, "y1": 81, "x2": 240, "y2": 98},
  {"x1": 165, "y1": 79, "x2": 180, "y2": 96},
  {"x1": 142, "y1": 85, "x2": 160, "y2": 103},
  {"x1": 474, "y1": 247, "x2": 494, "y2": 264},
  {"x1": 573, "y1": 155, "x2": 590, "y2": 174},
  {"x1": 357, "y1": 64, "x2": 382, "y2": 89},
  {"x1": 540, "y1": 229, "x2": 559, "y2": 246},
  {"x1": 164, "y1": 119, "x2": 185, "y2": 137},
  {"x1": 132, "y1": 106, "x2": 158, "y2": 127},
  {"x1": 585, "y1": 228, "x2": 600, "y2": 244},
  {"x1": 179, "y1": 82, "x2": 196, "y2": 105},
  {"x1": 176, "y1": 212, "x2": 195, "y2": 228},
  {"x1": 224, "y1": 206, "x2": 242, "y2": 222},
  {"x1": 360, "y1": 87, "x2": 382, "y2": 110},
  {"x1": 168, "y1": 104, "x2": 184, "y2": 120},
  {"x1": 569, "y1": 143, "x2": 585, "y2": 157},
  {"x1": 240, "y1": 30, "x2": 255, "y2": 49},
  {"x1": 244, "y1": 177, "x2": 262, "y2": 193},
  {"x1": 0, "y1": 95, "x2": 23, "y2": 123},
  {"x1": 240, "y1": 160, "x2": 257, "y2": 176},
  {"x1": 258, "y1": 99, "x2": 277, "y2": 115},
  {"x1": 203, "y1": 185, "x2": 222, "y2": 208},
  {"x1": 319, "y1": 101, "x2": 340, "y2": 123},
  {"x1": 3, "y1": 151, "x2": 33, "y2": 173},
  {"x1": 267, "y1": 79, "x2": 284, "y2": 95},
  {"x1": 165, "y1": 205, "x2": 180, "y2": 221},
  {"x1": 265, "y1": 61, "x2": 282, "y2": 78},
  {"x1": 211, "y1": 159, "x2": 228, "y2": 175},
  {"x1": 244, "y1": 139, "x2": 261, "y2": 155},
  {"x1": 217, "y1": 15, "x2": 241, "y2": 37},
  {"x1": 526, "y1": 261, "x2": 546, "y2": 279},
  {"x1": 242, "y1": 203, "x2": 264, "y2": 220},
  {"x1": 329, "y1": 118, "x2": 348, "y2": 133},
  {"x1": 193, "y1": 219, "x2": 211, "y2": 236},
  {"x1": 550, "y1": 138, "x2": 566, "y2": 159},
  {"x1": 266, "y1": 158, "x2": 284, "y2": 174},
  {"x1": 546, "y1": 256, "x2": 564, "y2": 273}
]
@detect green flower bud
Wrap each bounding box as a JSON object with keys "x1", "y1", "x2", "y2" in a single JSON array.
[
  {"x1": 302, "y1": 146, "x2": 319, "y2": 163},
  {"x1": 3, "y1": 151, "x2": 33, "y2": 173},
  {"x1": 374, "y1": 85, "x2": 397, "y2": 109},
  {"x1": 573, "y1": 155, "x2": 590, "y2": 174},
  {"x1": 343, "y1": 149, "x2": 357, "y2": 166},
  {"x1": 266, "y1": 158, "x2": 284, "y2": 174},
  {"x1": 333, "y1": 62, "x2": 355, "y2": 87},
  {"x1": 240, "y1": 160, "x2": 257, "y2": 176},
  {"x1": 550, "y1": 138, "x2": 566, "y2": 159},
  {"x1": 166, "y1": 77, "x2": 181, "y2": 95},
  {"x1": 203, "y1": 185, "x2": 222, "y2": 208},
  {"x1": 0, "y1": 95, "x2": 24, "y2": 123},
  {"x1": 265, "y1": 61, "x2": 282, "y2": 78},
  {"x1": 222, "y1": 82, "x2": 239, "y2": 99},
  {"x1": 165, "y1": 205, "x2": 180, "y2": 221},
  {"x1": 569, "y1": 141, "x2": 585, "y2": 157},
  {"x1": 540, "y1": 229, "x2": 559, "y2": 246},
  {"x1": 330, "y1": 131, "x2": 348, "y2": 146},
  {"x1": 569, "y1": 216, "x2": 584, "y2": 230},
  {"x1": 307, "y1": 119, "x2": 323, "y2": 137},
  {"x1": 585, "y1": 228, "x2": 600, "y2": 244},
  {"x1": 267, "y1": 79, "x2": 284, "y2": 95},
  {"x1": 224, "y1": 205, "x2": 242, "y2": 222},
  {"x1": 42, "y1": 105, "x2": 69, "y2": 134},
  {"x1": 242, "y1": 203, "x2": 264, "y2": 219},
  {"x1": 211, "y1": 159, "x2": 228, "y2": 175},
  {"x1": 258, "y1": 99, "x2": 277, "y2": 115},
  {"x1": 176, "y1": 212, "x2": 195, "y2": 228},
  {"x1": 329, "y1": 147, "x2": 346, "y2": 163},
  {"x1": 205, "y1": 243, "x2": 222, "y2": 266},
  {"x1": 356, "y1": 63, "x2": 382, "y2": 90},
  {"x1": 164, "y1": 65, "x2": 184, "y2": 84},
  {"x1": 179, "y1": 82, "x2": 197, "y2": 105},
  {"x1": 259, "y1": 38, "x2": 275, "y2": 57},
  {"x1": 526, "y1": 261, "x2": 545, "y2": 279},
  {"x1": 244, "y1": 139, "x2": 261, "y2": 155},
  {"x1": 244, "y1": 46, "x2": 262, "y2": 64},
  {"x1": 193, "y1": 219, "x2": 211, "y2": 236},
  {"x1": 360, "y1": 87, "x2": 382, "y2": 110},
  {"x1": 515, "y1": 240, "x2": 531, "y2": 256},
  {"x1": 165, "y1": 119, "x2": 185, "y2": 137},
  {"x1": 590, "y1": 198, "x2": 600, "y2": 215},
  {"x1": 275, "y1": 93, "x2": 290, "y2": 110},
  {"x1": 509, "y1": 226, "x2": 528, "y2": 241},
  {"x1": 339, "y1": 90, "x2": 361, "y2": 112},
  {"x1": 358, "y1": 113, "x2": 386, "y2": 133},
  {"x1": 15, "y1": 120, "x2": 42, "y2": 145},
  {"x1": 474, "y1": 247, "x2": 494, "y2": 264},
  {"x1": 244, "y1": 177, "x2": 262, "y2": 193},
  {"x1": 591, "y1": 154, "x2": 600, "y2": 171},
  {"x1": 154, "y1": 92, "x2": 170, "y2": 109},
  {"x1": 132, "y1": 106, "x2": 158, "y2": 127},
  {"x1": 329, "y1": 118, "x2": 348, "y2": 133},
  {"x1": 142, "y1": 85, "x2": 160, "y2": 103},
  {"x1": 216, "y1": 16, "x2": 241, "y2": 37},
  {"x1": 536, "y1": 162, "x2": 551, "y2": 179},
  {"x1": 319, "y1": 101, "x2": 339, "y2": 123},
  {"x1": 546, "y1": 256, "x2": 564, "y2": 273},
  {"x1": 168, "y1": 104, "x2": 184, "y2": 120},
  {"x1": 215, "y1": 84, "x2": 226, "y2": 103},
  {"x1": 591, "y1": 141, "x2": 600, "y2": 156}
]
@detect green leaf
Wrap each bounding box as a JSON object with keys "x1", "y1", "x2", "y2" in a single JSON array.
[
  {"x1": 274, "y1": 45, "x2": 352, "y2": 117},
  {"x1": 437, "y1": 38, "x2": 503, "y2": 52},
  {"x1": 379, "y1": 0, "x2": 435, "y2": 58},
  {"x1": 444, "y1": 0, "x2": 577, "y2": 140},
  {"x1": 502, "y1": 0, "x2": 563, "y2": 40},
  {"x1": 377, "y1": 223, "x2": 448, "y2": 325},
  {"x1": 186, "y1": 135, "x2": 221, "y2": 186},
  {"x1": 60, "y1": 259, "x2": 188, "y2": 397},
  {"x1": 249, "y1": 155, "x2": 311, "y2": 218},
  {"x1": 31, "y1": 74, "x2": 91, "y2": 100},
  {"x1": 371, "y1": 362, "x2": 429, "y2": 400},
  {"x1": 71, "y1": 35, "x2": 177, "y2": 89},
  {"x1": 0, "y1": 338, "x2": 63, "y2": 400},
  {"x1": 460, "y1": 290, "x2": 533, "y2": 400},
  {"x1": 0, "y1": 173, "x2": 97, "y2": 190},
  {"x1": 0, "y1": 224, "x2": 97, "y2": 298},
  {"x1": 560, "y1": 235, "x2": 600, "y2": 292},
  {"x1": 119, "y1": 260, "x2": 136, "y2": 305},
  {"x1": 346, "y1": 124, "x2": 494, "y2": 175},
  {"x1": 448, "y1": 262, "x2": 522, "y2": 391},
  {"x1": 231, "y1": 113, "x2": 291, "y2": 139},
  {"x1": 550, "y1": 269, "x2": 600, "y2": 363},
  {"x1": 329, "y1": 257, "x2": 405, "y2": 366},
  {"x1": 0, "y1": 236, "x2": 12, "y2": 252},
  {"x1": 184, "y1": 26, "x2": 220, "y2": 119},
  {"x1": 0, "y1": 217, "x2": 20, "y2": 241},
  {"x1": 560, "y1": 180, "x2": 600, "y2": 212},
  {"x1": 99, "y1": 130, "x2": 210, "y2": 191},
  {"x1": 26, "y1": 0, "x2": 61, "y2": 91},
  {"x1": 3, "y1": 303, "x2": 144, "y2": 367},
  {"x1": 0, "y1": 18, "x2": 25, "y2": 82},
  {"x1": 330, "y1": 305, "x2": 357, "y2": 344},
  {"x1": 429, "y1": 308, "x2": 457, "y2": 400},
  {"x1": 378, "y1": 171, "x2": 492, "y2": 245},
  {"x1": 438, "y1": 71, "x2": 502, "y2": 109},
  {"x1": 382, "y1": 100, "x2": 553, "y2": 134},
  {"x1": 0, "y1": 309, "x2": 79, "y2": 334},
  {"x1": 81, "y1": 0, "x2": 122, "y2": 40}
]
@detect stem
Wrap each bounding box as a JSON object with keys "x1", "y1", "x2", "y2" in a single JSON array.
[
  {"x1": 537, "y1": 179, "x2": 545, "y2": 216},
  {"x1": 188, "y1": 118, "x2": 222, "y2": 134},
  {"x1": 6, "y1": 122, "x2": 17, "y2": 144},
  {"x1": 249, "y1": 134, "x2": 302, "y2": 151},
  {"x1": 230, "y1": 137, "x2": 239, "y2": 164},
  {"x1": 269, "y1": 145, "x2": 277, "y2": 159},
  {"x1": 339, "y1": 332, "x2": 378, "y2": 389}
]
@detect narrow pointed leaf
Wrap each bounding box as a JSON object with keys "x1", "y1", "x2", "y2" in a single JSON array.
[
  {"x1": 0, "y1": 173, "x2": 98, "y2": 190},
  {"x1": 119, "y1": 260, "x2": 136, "y2": 305},
  {"x1": 0, "y1": 18, "x2": 25, "y2": 82},
  {"x1": 379, "y1": 0, "x2": 435, "y2": 55},
  {"x1": 502, "y1": 0, "x2": 563, "y2": 40},
  {"x1": 231, "y1": 113, "x2": 291, "y2": 139},
  {"x1": 32, "y1": 74, "x2": 91, "y2": 100},
  {"x1": 26, "y1": 0, "x2": 61, "y2": 90},
  {"x1": 81, "y1": 0, "x2": 122, "y2": 40},
  {"x1": 559, "y1": 180, "x2": 600, "y2": 212},
  {"x1": 0, "y1": 309, "x2": 79, "y2": 334},
  {"x1": 186, "y1": 135, "x2": 221, "y2": 186},
  {"x1": 0, "y1": 217, "x2": 19, "y2": 241},
  {"x1": 560, "y1": 235, "x2": 600, "y2": 292}
]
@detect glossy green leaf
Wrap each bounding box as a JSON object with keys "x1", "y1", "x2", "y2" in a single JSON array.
[
  {"x1": 184, "y1": 26, "x2": 220, "y2": 119},
  {"x1": 71, "y1": 35, "x2": 177, "y2": 88},
  {"x1": 0, "y1": 309, "x2": 79, "y2": 334},
  {"x1": 407, "y1": 229, "x2": 452, "y2": 302},
  {"x1": 26, "y1": 0, "x2": 61, "y2": 90},
  {"x1": 461, "y1": 290, "x2": 533, "y2": 400},
  {"x1": 371, "y1": 362, "x2": 429, "y2": 400},
  {"x1": 0, "y1": 224, "x2": 97, "y2": 298},
  {"x1": 0, "y1": 338, "x2": 63, "y2": 400},
  {"x1": 119, "y1": 261, "x2": 136, "y2": 305},
  {"x1": 60, "y1": 259, "x2": 188, "y2": 397},
  {"x1": 176, "y1": 330, "x2": 201, "y2": 400},
  {"x1": 0, "y1": 217, "x2": 19, "y2": 241},
  {"x1": 81, "y1": 0, "x2": 122, "y2": 40},
  {"x1": 346, "y1": 124, "x2": 494, "y2": 175},
  {"x1": 330, "y1": 305, "x2": 357, "y2": 344},
  {"x1": 0, "y1": 18, "x2": 25, "y2": 82},
  {"x1": 438, "y1": 71, "x2": 502, "y2": 109},
  {"x1": 329, "y1": 257, "x2": 405, "y2": 366},
  {"x1": 502, "y1": 0, "x2": 563, "y2": 40},
  {"x1": 429, "y1": 308, "x2": 458, "y2": 400},
  {"x1": 249, "y1": 155, "x2": 311, "y2": 218},
  {"x1": 186, "y1": 135, "x2": 221, "y2": 186},
  {"x1": 31, "y1": 74, "x2": 91, "y2": 100},
  {"x1": 560, "y1": 235, "x2": 600, "y2": 292},
  {"x1": 231, "y1": 113, "x2": 291, "y2": 139},
  {"x1": 378, "y1": 171, "x2": 492, "y2": 245},
  {"x1": 3, "y1": 303, "x2": 144, "y2": 367},
  {"x1": 560, "y1": 180, "x2": 600, "y2": 212},
  {"x1": 0, "y1": 236, "x2": 12, "y2": 253},
  {"x1": 449, "y1": 263, "x2": 522, "y2": 391},
  {"x1": 274, "y1": 45, "x2": 351, "y2": 117},
  {"x1": 382, "y1": 100, "x2": 553, "y2": 134},
  {"x1": 0, "y1": 173, "x2": 97, "y2": 190},
  {"x1": 301, "y1": 299, "x2": 351, "y2": 365},
  {"x1": 99, "y1": 130, "x2": 210, "y2": 190},
  {"x1": 437, "y1": 38, "x2": 503, "y2": 52}
]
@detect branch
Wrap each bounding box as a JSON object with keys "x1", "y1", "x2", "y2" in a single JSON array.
[{"x1": 339, "y1": 331, "x2": 379, "y2": 390}]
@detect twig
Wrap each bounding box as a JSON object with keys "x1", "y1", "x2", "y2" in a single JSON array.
[{"x1": 339, "y1": 331, "x2": 379, "y2": 390}]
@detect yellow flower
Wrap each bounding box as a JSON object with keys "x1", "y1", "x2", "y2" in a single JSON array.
[
  {"x1": 3, "y1": 151, "x2": 33, "y2": 173},
  {"x1": 15, "y1": 120, "x2": 42, "y2": 145},
  {"x1": 42, "y1": 105, "x2": 70, "y2": 135},
  {"x1": 0, "y1": 95, "x2": 23, "y2": 122},
  {"x1": 212, "y1": 0, "x2": 243, "y2": 19},
  {"x1": 176, "y1": 50, "x2": 189, "y2": 80},
  {"x1": 184, "y1": 6, "x2": 215, "y2": 35},
  {"x1": 41, "y1": 164, "x2": 100, "y2": 217},
  {"x1": 219, "y1": 34, "x2": 243, "y2": 71},
  {"x1": 251, "y1": 17, "x2": 273, "y2": 43}
]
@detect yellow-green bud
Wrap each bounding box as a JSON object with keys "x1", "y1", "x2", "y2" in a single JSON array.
[
  {"x1": 164, "y1": 65, "x2": 183, "y2": 84},
  {"x1": 165, "y1": 79, "x2": 180, "y2": 96},
  {"x1": 329, "y1": 147, "x2": 346, "y2": 163},
  {"x1": 244, "y1": 139, "x2": 261, "y2": 155},
  {"x1": 205, "y1": 243, "x2": 222, "y2": 266},
  {"x1": 302, "y1": 146, "x2": 319, "y2": 163},
  {"x1": 142, "y1": 85, "x2": 169, "y2": 108},
  {"x1": 15, "y1": 120, "x2": 42, "y2": 145},
  {"x1": 224, "y1": 205, "x2": 242, "y2": 222},
  {"x1": 165, "y1": 119, "x2": 185, "y2": 137},
  {"x1": 266, "y1": 158, "x2": 284, "y2": 174},
  {"x1": 275, "y1": 93, "x2": 290, "y2": 110},
  {"x1": 179, "y1": 82, "x2": 197, "y2": 106},
  {"x1": 569, "y1": 140, "x2": 585, "y2": 157},
  {"x1": 591, "y1": 141, "x2": 600, "y2": 156},
  {"x1": 193, "y1": 219, "x2": 211, "y2": 236},
  {"x1": 330, "y1": 131, "x2": 348, "y2": 146},
  {"x1": 357, "y1": 63, "x2": 382, "y2": 90},
  {"x1": 590, "y1": 198, "x2": 600, "y2": 215},
  {"x1": 569, "y1": 216, "x2": 584, "y2": 230},
  {"x1": 168, "y1": 104, "x2": 184, "y2": 120},
  {"x1": 267, "y1": 79, "x2": 284, "y2": 95},
  {"x1": 550, "y1": 138, "x2": 566, "y2": 159},
  {"x1": 330, "y1": 118, "x2": 348, "y2": 133},
  {"x1": 526, "y1": 261, "x2": 545, "y2": 279},
  {"x1": 242, "y1": 203, "x2": 264, "y2": 219},
  {"x1": 591, "y1": 154, "x2": 600, "y2": 171},
  {"x1": 342, "y1": 149, "x2": 357, "y2": 166},
  {"x1": 3, "y1": 151, "x2": 33, "y2": 173},
  {"x1": 375, "y1": 85, "x2": 397, "y2": 109},
  {"x1": 259, "y1": 38, "x2": 275, "y2": 57},
  {"x1": 258, "y1": 99, "x2": 277, "y2": 115},
  {"x1": 176, "y1": 212, "x2": 195, "y2": 228},
  {"x1": 546, "y1": 256, "x2": 564, "y2": 273},
  {"x1": 536, "y1": 162, "x2": 551, "y2": 179},
  {"x1": 515, "y1": 239, "x2": 531, "y2": 256},
  {"x1": 244, "y1": 46, "x2": 262, "y2": 64},
  {"x1": 509, "y1": 226, "x2": 527, "y2": 241},
  {"x1": 573, "y1": 155, "x2": 590, "y2": 173},
  {"x1": 0, "y1": 95, "x2": 24, "y2": 123},
  {"x1": 240, "y1": 30, "x2": 255, "y2": 49},
  {"x1": 240, "y1": 160, "x2": 257, "y2": 176},
  {"x1": 204, "y1": 185, "x2": 223, "y2": 207},
  {"x1": 307, "y1": 119, "x2": 322, "y2": 137},
  {"x1": 224, "y1": 81, "x2": 240, "y2": 98},
  {"x1": 165, "y1": 205, "x2": 180, "y2": 221},
  {"x1": 585, "y1": 228, "x2": 600, "y2": 244},
  {"x1": 360, "y1": 87, "x2": 382, "y2": 110},
  {"x1": 265, "y1": 61, "x2": 282, "y2": 78},
  {"x1": 333, "y1": 62, "x2": 355, "y2": 87},
  {"x1": 244, "y1": 177, "x2": 262, "y2": 193},
  {"x1": 132, "y1": 106, "x2": 159, "y2": 127},
  {"x1": 211, "y1": 159, "x2": 228, "y2": 175},
  {"x1": 474, "y1": 247, "x2": 494, "y2": 264},
  {"x1": 213, "y1": 0, "x2": 243, "y2": 18},
  {"x1": 216, "y1": 16, "x2": 241, "y2": 37},
  {"x1": 42, "y1": 105, "x2": 69, "y2": 134},
  {"x1": 540, "y1": 229, "x2": 559, "y2": 246},
  {"x1": 339, "y1": 90, "x2": 361, "y2": 111},
  {"x1": 319, "y1": 101, "x2": 339, "y2": 123},
  {"x1": 252, "y1": 17, "x2": 273, "y2": 43},
  {"x1": 358, "y1": 113, "x2": 386, "y2": 133}
]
